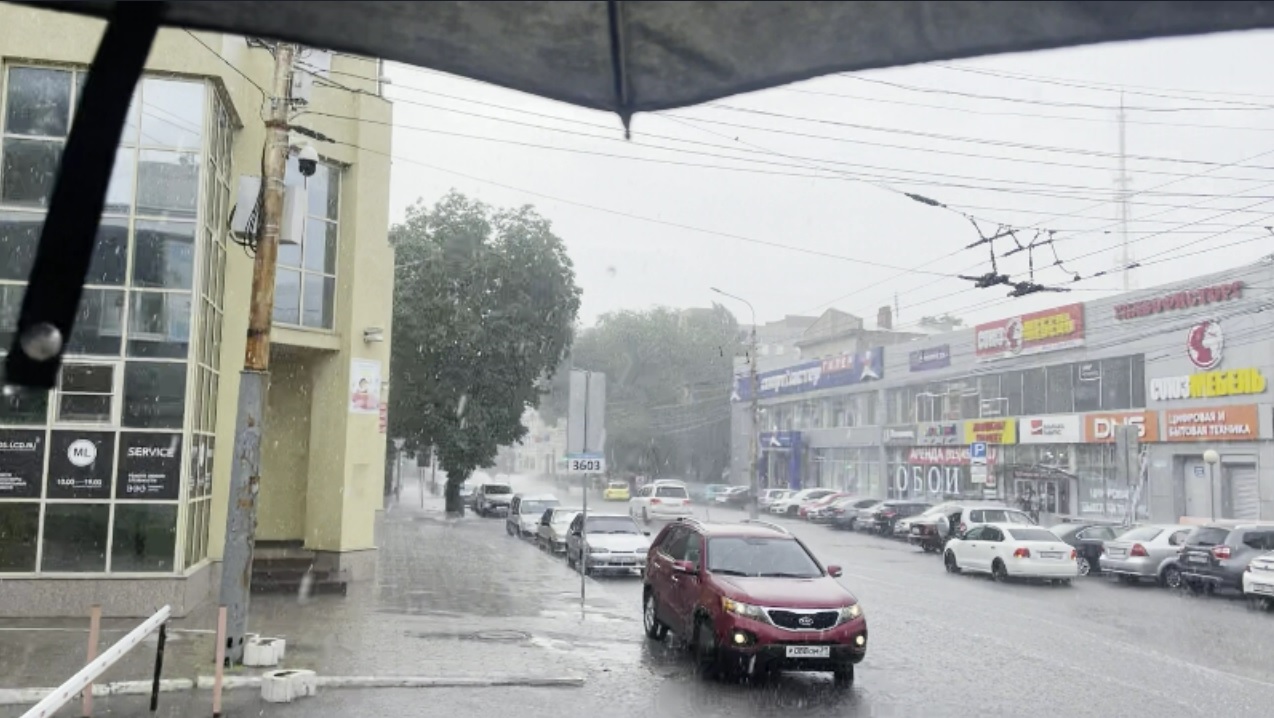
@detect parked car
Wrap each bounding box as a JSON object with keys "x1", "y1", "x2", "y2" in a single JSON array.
[
  {"x1": 757, "y1": 488, "x2": 791, "y2": 509},
  {"x1": 506, "y1": 493, "x2": 560, "y2": 538},
  {"x1": 1101, "y1": 523, "x2": 1193, "y2": 587},
  {"x1": 641, "y1": 517, "x2": 866, "y2": 684},
  {"x1": 1049, "y1": 521, "x2": 1126, "y2": 576},
  {"x1": 721, "y1": 487, "x2": 754, "y2": 509},
  {"x1": 629, "y1": 480, "x2": 694, "y2": 523},
  {"x1": 860, "y1": 500, "x2": 930, "y2": 536},
  {"x1": 1243, "y1": 550, "x2": 1274, "y2": 610},
  {"x1": 801, "y1": 493, "x2": 847, "y2": 521},
  {"x1": 537, "y1": 506, "x2": 581, "y2": 554},
  {"x1": 1178, "y1": 522, "x2": 1274, "y2": 595},
  {"x1": 603, "y1": 481, "x2": 631, "y2": 501},
  {"x1": 828, "y1": 498, "x2": 883, "y2": 530},
  {"x1": 474, "y1": 481, "x2": 513, "y2": 517},
  {"x1": 943, "y1": 523, "x2": 1077, "y2": 585},
  {"x1": 565, "y1": 512, "x2": 651, "y2": 576},
  {"x1": 909, "y1": 502, "x2": 1033, "y2": 553},
  {"x1": 769, "y1": 488, "x2": 838, "y2": 517},
  {"x1": 715, "y1": 486, "x2": 747, "y2": 504}
]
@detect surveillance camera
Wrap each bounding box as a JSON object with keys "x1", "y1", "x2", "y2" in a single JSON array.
[{"x1": 297, "y1": 143, "x2": 319, "y2": 178}]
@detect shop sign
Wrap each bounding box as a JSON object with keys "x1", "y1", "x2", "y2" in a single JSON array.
[
  {"x1": 963, "y1": 418, "x2": 1017, "y2": 444},
  {"x1": 883, "y1": 426, "x2": 916, "y2": 444},
  {"x1": 116, "y1": 433, "x2": 182, "y2": 500},
  {"x1": 0, "y1": 429, "x2": 45, "y2": 498},
  {"x1": 1149, "y1": 367, "x2": 1266, "y2": 402},
  {"x1": 735, "y1": 347, "x2": 885, "y2": 400},
  {"x1": 1185, "y1": 320, "x2": 1223, "y2": 370},
  {"x1": 916, "y1": 421, "x2": 962, "y2": 445},
  {"x1": 761, "y1": 431, "x2": 799, "y2": 449},
  {"x1": 1164, "y1": 404, "x2": 1259, "y2": 442},
  {"x1": 907, "y1": 446, "x2": 1001, "y2": 465},
  {"x1": 895, "y1": 464, "x2": 962, "y2": 496},
  {"x1": 909, "y1": 345, "x2": 951, "y2": 372},
  {"x1": 974, "y1": 303, "x2": 1085, "y2": 362},
  {"x1": 47, "y1": 431, "x2": 114, "y2": 499},
  {"x1": 1019, "y1": 415, "x2": 1082, "y2": 444},
  {"x1": 1113, "y1": 280, "x2": 1244, "y2": 321},
  {"x1": 1084, "y1": 411, "x2": 1159, "y2": 443}
]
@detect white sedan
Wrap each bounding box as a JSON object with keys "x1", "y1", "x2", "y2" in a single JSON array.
[{"x1": 943, "y1": 523, "x2": 1078, "y2": 585}]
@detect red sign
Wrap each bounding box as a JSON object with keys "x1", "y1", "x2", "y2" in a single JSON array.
[
  {"x1": 974, "y1": 303, "x2": 1085, "y2": 362},
  {"x1": 1114, "y1": 281, "x2": 1244, "y2": 321},
  {"x1": 378, "y1": 402, "x2": 388, "y2": 434}
]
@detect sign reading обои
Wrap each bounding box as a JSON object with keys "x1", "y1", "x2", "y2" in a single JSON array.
[
  {"x1": 1114, "y1": 280, "x2": 1244, "y2": 321},
  {"x1": 974, "y1": 303, "x2": 1085, "y2": 362}
]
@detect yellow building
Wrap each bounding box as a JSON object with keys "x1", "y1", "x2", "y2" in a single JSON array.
[{"x1": 0, "y1": 7, "x2": 394, "y2": 617}]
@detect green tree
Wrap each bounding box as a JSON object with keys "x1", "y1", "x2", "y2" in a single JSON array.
[
  {"x1": 557, "y1": 306, "x2": 740, "y2": 481},
  {"x1": 389, "y1": 191, "x2": 581, "y2": 513}
]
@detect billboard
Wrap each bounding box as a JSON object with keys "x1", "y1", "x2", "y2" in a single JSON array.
[{"x1": 974, "y1": 303, "x2": 1085, "y2": 362}]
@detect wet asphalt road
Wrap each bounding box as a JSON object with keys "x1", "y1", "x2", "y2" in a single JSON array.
[{"x1": 13, "y1": 476, "x2": 1274, "y2": 717}]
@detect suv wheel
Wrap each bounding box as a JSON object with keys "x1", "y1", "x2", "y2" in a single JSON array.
[
  {"x1": 643, "y1": 591, "x2": 668, "y2": 641},
  {"x1": 944, "y1": 551, "x2": 961, "y2": 574},
  {"x1": 693, "y1": 616, "x2": 721, "y2": 679}
]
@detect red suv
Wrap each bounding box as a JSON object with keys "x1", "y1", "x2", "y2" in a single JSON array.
[{"x1": 641, "y1": 517, "x2": 867, "y2": 684}]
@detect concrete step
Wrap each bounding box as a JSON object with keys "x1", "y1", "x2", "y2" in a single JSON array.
[{"x1": 251, "y1": 577, "x2": 348, "y2": 596}]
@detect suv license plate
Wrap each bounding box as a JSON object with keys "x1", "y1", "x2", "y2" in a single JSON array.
[
  {"x1": 786, "y1": 645, "x2": 831, "y2": 659},
  {"x1": 1188, "y1": 555, "x2": 1208, "y2": 563}
]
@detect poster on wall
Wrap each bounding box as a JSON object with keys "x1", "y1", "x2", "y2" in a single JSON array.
[
  {"x1": 350, "y1": 359, "x2": 382, "y2": 414},
  {"x1": 0, "y1": 429, "x2": 45, "y2": 498},
  {"x1": 116, "y1": 433, "x2": 182, "y2": 500},
  {"x1": 47, "y1": 430, "x2": 114, "y2": 499}
]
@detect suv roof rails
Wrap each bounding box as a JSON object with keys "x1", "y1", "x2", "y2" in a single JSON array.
[{"x1": 739, "y1": 518, "x2": 790, "y2": 535}]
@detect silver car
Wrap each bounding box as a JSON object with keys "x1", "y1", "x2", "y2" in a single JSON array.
[
  {"x1": 1101, "y1": 524, "x2": 1193, "y2": 587},
  {"x1": 537, "y1": 507, "x2": 581, "y2": 554},
  {"x1": 565, "y1": 512, "x2": 651, "y2": 576}
]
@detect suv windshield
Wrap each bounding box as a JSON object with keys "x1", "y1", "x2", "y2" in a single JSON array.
[
  {"x1": 585, "y1": 516, "x2": 641, "y2": 534},
  {"x1": 706, "y1": 537, "x2": 822, "y2": 578},
  {"x1": 484, "y1": 485, "x2": 512, "y2": 495}
]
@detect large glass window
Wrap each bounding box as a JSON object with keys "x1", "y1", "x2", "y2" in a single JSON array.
[
  {"x1": 0, "y1": 65, "x2": 227, "y2": 575},
  {"x1": 274, "y1": 156, "x2": 340, "y2": 329}
]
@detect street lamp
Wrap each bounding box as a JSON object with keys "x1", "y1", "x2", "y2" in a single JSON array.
[
  {"x1": 1203, "y1": 449, "x2": 1220, "y2": 522},
  {"x1": 711, "y1": 287, "x2": 760, "y2": 520}
]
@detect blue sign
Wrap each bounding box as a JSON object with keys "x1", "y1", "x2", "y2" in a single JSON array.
[
  {"x1": 734, "y1": 347, "x2": 885, "y2": 401},
  {"x1": 970, "y1": 442, "x2": 988, "y2": 460},
  {"x1": 909, "y1": 344, "x2": 951, "y2": 372}
]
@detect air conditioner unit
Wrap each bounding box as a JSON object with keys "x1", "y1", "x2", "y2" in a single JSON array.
[{"x1": 229, "y1": 175, "x2": 303, "y2": 246}]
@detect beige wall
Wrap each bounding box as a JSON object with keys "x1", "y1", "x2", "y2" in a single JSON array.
[{"x1": 0, "y1": 6, "x2": 395, "y2": 563}]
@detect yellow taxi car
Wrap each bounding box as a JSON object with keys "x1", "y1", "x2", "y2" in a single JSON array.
[{"x1": 603, "y1": 480, "x2": 631, "y2": 501}]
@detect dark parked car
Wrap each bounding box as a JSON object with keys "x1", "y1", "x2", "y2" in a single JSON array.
[
  {"x1": 828, "y1": 498, "x2": 883, "y2": 530},
  {"x1": 1049, "y1": 521, "x2": 1126, "y2": 577},
  {"x1": 642, "y1": 518, "x2": 867, "y2": 684},
  {"x1": 1178, "y1": 522, "x2": 1274, "y2": 594},
  {"x1": 862, "y1": 500, "x2": 931, "y2": 537}
]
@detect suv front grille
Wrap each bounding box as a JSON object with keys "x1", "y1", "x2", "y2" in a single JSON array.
[{"x1": 766, "y1": 609, "x2": 839, "y2": 630}]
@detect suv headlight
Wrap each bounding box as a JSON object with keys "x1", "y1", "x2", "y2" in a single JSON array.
[
  {"x1": 839, "y1": 603, "x2": 862, "y2": 622},
  {"x1": 721, "y1": 597, "x2": 766, "y2": 620}
]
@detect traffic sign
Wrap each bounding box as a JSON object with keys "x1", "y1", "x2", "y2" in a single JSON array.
[
  {"x1": 566, "y1": 454, "x2": 605, "y2": 474},
  {"x1": 970, "y1": 441, "x2": 988, "y2": 465}
]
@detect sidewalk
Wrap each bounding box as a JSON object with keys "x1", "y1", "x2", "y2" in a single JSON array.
[{"x1": 0, "y1": 480, "x2": 637, "y2": 709}]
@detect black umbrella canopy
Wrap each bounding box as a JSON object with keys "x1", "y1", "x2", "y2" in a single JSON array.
[
  {"x1": 7, "y1": 0, "x2": 1274, "y2": 389},
  {"x1": 23, "y1": 1, "x2": 1274, "y2": 121}
]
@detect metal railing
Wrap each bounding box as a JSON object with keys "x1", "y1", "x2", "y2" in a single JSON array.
[{"x1": 22, "y1": 605, "x2": 170, "y2": 718}]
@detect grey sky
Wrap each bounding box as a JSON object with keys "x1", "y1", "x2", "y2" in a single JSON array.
[{"x1": 384, "y1": 31, "x2": 1274, "y2": 331}]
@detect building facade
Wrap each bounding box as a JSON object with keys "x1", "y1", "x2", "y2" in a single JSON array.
[
  {"x1": 0, "y1": 7, "x2": 394, "y2": 617},
  {"x1": 732, "y1": 259, "x2": 1274, "y2": 524}
]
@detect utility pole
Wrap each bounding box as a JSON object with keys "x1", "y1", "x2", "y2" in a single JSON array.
[
  {"x1": 218, "y1": 41, "x2": 297, "y2": 665},
  {"x1": 710, "y1": 287, "x2": 759, "y2": 519},
  {"x1": 1116, "y1": 91, "x2": 1133, "y2": 291}
]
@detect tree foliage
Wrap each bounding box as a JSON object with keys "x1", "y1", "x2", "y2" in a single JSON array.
[
  {"x1": 388, "y1": 191, "x2": 581, "y2": 511},
  {"x1": 546, "y1": 306, "x2": 741, "y2": 481}
]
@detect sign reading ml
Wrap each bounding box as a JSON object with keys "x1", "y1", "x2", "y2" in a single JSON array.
[{"x1": 734, "y1": 347, "x2": 884, "y2": 401}]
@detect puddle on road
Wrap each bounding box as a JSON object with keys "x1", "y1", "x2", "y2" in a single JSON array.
[{"x1": 403, "y1": 629, "x2": 533, "y2": 642}]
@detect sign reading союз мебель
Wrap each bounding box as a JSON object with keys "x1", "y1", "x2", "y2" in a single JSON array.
[{"x1": 733, "y1": 347, "x2": 884, "y2": 401}]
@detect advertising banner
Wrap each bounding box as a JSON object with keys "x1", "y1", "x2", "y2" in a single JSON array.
[
  {"x1": 1113, "y1": 280, "x2": 1244, "y2": 321},
  {"x1": 1084, "y1": 411, "x2": 1160, "y2": 443},
  {"x1": 1019, "y1": 415, "x2": 1082, "y2": 444},
  {"x1": 975, "y1": 303, "x2": 1085, "y2": 362},
  {"x1": 0, "y1": 430, "x2": 45, "y2": 498},
  {"x1": 963, "y1": 418, "x2": 1018, "y2": 444},
  {"x1": 909, "y1": 345, "x2": 951, "y2": 372},
  {"x1": 47, "y1": 431, "x2": 114, "y2": 500},
  {"x1": 735, "y1": 347, "x2": 884, "y2": 401},
  {"x1": 1163, "y1": 404, "x2": 1259, "y2": 442},
  {"x1": 116, "y1": 433, "x2": 182, "y2": 500},
  {"x1": 916, "y1": 421, "x2": 962, "y2": 445}
]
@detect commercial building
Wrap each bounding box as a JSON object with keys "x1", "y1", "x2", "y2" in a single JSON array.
[
  {"x1": 732, "y1": 259, "x2": 1274, "y2": 524},
  {"x1": 0, "y1": 7, "x2": 394, "y2": 617}
]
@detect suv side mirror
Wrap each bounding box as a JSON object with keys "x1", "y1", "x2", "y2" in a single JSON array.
[
  {"x1": 827, "y1": 564, "x2": 844, "y2": 578},
  {"x1": 672, "y1": 560, "x2": 698, "y2": 575}
]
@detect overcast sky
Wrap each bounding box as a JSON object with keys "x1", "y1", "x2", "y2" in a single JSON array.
[{"x1": 382, "y1": 31, "x2": 1274, "y2": 332}]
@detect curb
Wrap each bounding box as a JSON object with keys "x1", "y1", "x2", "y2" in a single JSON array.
[{"x1": 0, "y1": 674, "x2": 585, "y2": 706}]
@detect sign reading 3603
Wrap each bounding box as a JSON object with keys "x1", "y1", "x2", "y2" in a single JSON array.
[{"x1": 567, "y1": 456, "x2": 606, "y2": 473}]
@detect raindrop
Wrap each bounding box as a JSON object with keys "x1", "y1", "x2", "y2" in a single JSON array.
[
  {"x1": 456, "y1": 394, "x2": 468, "y2": 417},
  {"x1": 20, "y1": 322, "x2": 62, "y2": 361}
]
